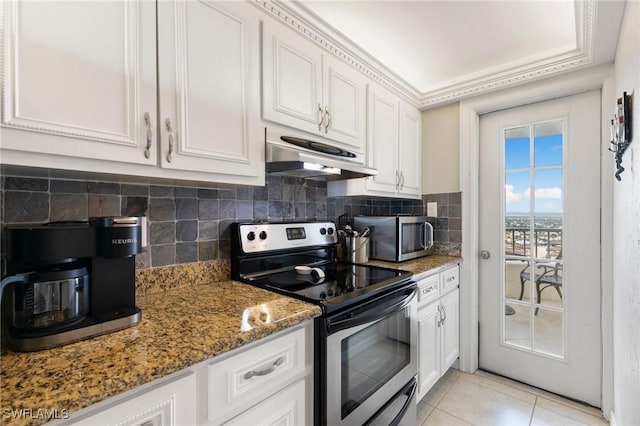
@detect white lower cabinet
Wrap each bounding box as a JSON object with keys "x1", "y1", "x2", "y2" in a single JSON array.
[
  {"x1": 70, "y1": 373, "x2": 197, "y2": 426},
  {"x1": 62, "y1": 322, "x2": 313, "y2": 426},
  {"x1": 416, "y1": 265, "x2": 460, "y2": 402},
  {"x1": 223, "y1": 379, "x2": 308, "y2": 426},
  {"x1": 205, "y1": 324, "x2": 312, "y2": 425}
]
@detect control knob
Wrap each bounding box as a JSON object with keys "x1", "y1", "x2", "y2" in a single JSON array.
[
  {"x1": 259, "y1": 231, "x2": 268, "y2": 240},
  {"x1": 320, "y1": 227, "x2": 327, "y2": 235},
  {"x1": 247, "y1": 231, "x2": 256, "y2": 241},
  {"x1": 327, "y1": 227, "x2": 334, "y2": 235}
]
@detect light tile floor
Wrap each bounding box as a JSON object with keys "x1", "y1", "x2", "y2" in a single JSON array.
[{"x1": 418, "y1": 369, "x2": 608, "y2": 426}]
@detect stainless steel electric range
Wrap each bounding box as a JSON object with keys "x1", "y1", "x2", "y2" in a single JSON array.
[{"x1": 231, "y1": 221, "x2": 418, "y2": 426}]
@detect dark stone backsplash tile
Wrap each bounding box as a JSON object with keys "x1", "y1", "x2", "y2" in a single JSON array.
[
  {"x1": 176, "y1": 242, "x2": 197, "y2": 264},
  {"x1": 150, "y1": 222, "x2": 175, "y2": 245},
  {"x1": 4, "y1": 191, "x2": 49, "y2": 223},
  {"x1": 149, "y1": 198, "x2": 176, "y2": 221},
  {"x1": 219, "y1": 200, "x2": 237, "y2": 219},
  {"x1": 50, "y1": 194, "x2": 87, "y2": 222},
  {"x1": 198, "y1": 240, "x2": 218, "y2": 261},
  {"x1": 88, "y1": 195, "x2": 121, "y2": 217},
  {"x1": 51, "y1": 179, "x2": 86, "y2": 193},
  {"x1": 4, "y1": 177, "x2": 48, "y2": 192},
  {"x1": 122, "y1": 197, "x2": 149, "y2": 216},
  {"x1": 175, "y1": 198, "x2": 197, "y2": 220},
  {"x1": 151, "y1": 244, "x2": 175, "y2": 267},
  {"x1": 121, "y1": 184, "x2": 149, "y2": 196},
  {"x1": 174, "y1": 187, "x2": 197, "y2": 198},
  {"x1": 176, "y1": 220, "x2": 197, "y2": 242},
  {"x1": 2, "y1": 172, "x2": 463, "y2": 270},
  {"x1": 150, "y1": 185, "x2": 175, "y2": 198},
  {"x1": 198, "y1": 220, "x2": 219, "y2": 240},
  {"x1": 87, "y1": 182, "x2": 120, "y2": 195}
]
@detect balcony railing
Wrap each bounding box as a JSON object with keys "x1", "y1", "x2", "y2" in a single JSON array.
[{"x1": 505, "y1": 227, "x2": 562, "y2": 258}]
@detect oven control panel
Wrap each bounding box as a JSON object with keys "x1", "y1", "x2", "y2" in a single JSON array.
[{"x1": 238, "y1": 222, "x2": 337, "y2": 253}]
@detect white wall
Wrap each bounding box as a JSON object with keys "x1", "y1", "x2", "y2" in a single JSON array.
[
  {"x1": 421, "y1": 103, "x2": 460, "y2": 194},
  {"x1": 612, "y1": 1, "x2": 640, "y2": 424}
]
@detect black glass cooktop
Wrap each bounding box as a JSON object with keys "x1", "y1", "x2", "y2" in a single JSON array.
[{"x1": 245, "y1": 262, "x2": 412, "y2": 314}]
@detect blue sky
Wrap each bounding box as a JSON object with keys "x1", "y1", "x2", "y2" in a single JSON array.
[{"x1": 505, "y1": 133, "x2": 563, "y2": 214}]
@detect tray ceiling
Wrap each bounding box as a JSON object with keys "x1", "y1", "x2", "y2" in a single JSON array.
[{"x1": 294, "y1": 0, "x2": 625, "y2": 108}]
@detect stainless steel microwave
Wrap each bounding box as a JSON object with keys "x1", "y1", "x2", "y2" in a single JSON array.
[{"x1": 354, "y1": 215, "x2": 434, "y2": 262}]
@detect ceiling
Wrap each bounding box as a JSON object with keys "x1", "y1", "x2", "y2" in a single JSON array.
[{"x1": 292, "y1": 0, "x2": 626, "y2": 108}]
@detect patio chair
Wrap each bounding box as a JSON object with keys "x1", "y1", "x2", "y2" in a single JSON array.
[{"x1": 519, "y1": 252, "x2": 563, "y2": 314}]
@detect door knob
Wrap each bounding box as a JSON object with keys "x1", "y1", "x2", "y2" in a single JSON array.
[{"x1": 480, "y1": 250, "x2": 491, "y2": 260}]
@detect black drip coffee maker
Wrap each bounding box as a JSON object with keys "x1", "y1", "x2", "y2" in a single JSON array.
[{"x1": 1, "y1": 216, "x2": 143, "y2": 351}]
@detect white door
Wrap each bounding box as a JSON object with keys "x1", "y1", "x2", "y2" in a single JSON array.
[
  {"x1": 478, "y1": 91, "x2": 601, "y2": 406},
  {"x1": 366, "y1": 84, "x2": 399, "y2": 194},
  {"x1": 1, "y1": 1, "x2": 156, "y2": 164},
  {"x1": 157, "y1": 0, "x2": 262, "y2": 178},
  {"x1": 398, "y1": 102, "x2": 422, "y2": 197},
  {"x1": 261, "y1": 17, "x2": 323, "y2": 135},
  {"x1": 322, "y1": 55, "x2": 367, "y2": 153}
]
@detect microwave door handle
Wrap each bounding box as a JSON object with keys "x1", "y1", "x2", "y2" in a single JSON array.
[
  {"x1": 327, "y1": 288, "x2": 417, "y2": 335},
  {"x1": 419, "y1": 223, "x2": 426, "y2": 249}
]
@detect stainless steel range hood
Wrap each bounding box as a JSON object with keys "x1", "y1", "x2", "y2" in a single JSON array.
[{"x1": 265, "y1": 128, "x2": 377, "y2": 181}]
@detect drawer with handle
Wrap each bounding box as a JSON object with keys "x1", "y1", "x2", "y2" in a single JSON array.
[
  {"x1": 417, "y1": 274, "x2": 440, "y2": 308},
  {"x1": 441, "y1": 266, "x2": 459, "y2": 294},
  {"x1": 207, "y1": 326, "x2": 308, "y2": 424}
]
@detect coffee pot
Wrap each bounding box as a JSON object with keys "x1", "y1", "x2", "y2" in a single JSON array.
[{"x1": 1, "y1": 217, "x2": 142, "y2": 351}]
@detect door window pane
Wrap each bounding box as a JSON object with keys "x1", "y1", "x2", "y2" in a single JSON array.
[
  {"x1": 505, "y1": 259, "x2": 531, "y2": 303},
  {"x1": 534, "y1": 216, "x2": 563, "y2": 260},
  {"x1": 534, "y1": 122, "x2": 563, "y2": 167},
  {"x1": 505, "y1": 215, "x2": 531, "y2": 256},
  {"x1": 505, "y1": 303, "x2": 531, "y2": 349},
  {"x1": 505, "y1": 126, "x2": 530, "y2": 169},
  {"x1": 534, "y1": 308, "x2": 563, "y2": 357},
  {"x1": 533, "y1": 260, "x2": 563, "y2": 309},
  {"x1": 505, "y1": 172, "x2": 530, "y2": 214},
  {"x1": 534, "y1": 169, "x2": 563, "y2": 214}
]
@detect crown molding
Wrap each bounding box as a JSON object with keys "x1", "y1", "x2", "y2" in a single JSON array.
[
  {"x1": 251, "y1": 0, "x2": 598, "y2": 110},
  {"x1": 250, "y1": 0, "x2": 422, "y2": 105}
]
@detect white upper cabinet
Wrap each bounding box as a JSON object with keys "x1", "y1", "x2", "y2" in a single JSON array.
[
  {"x1": 398, "y1": 101, "x2": 422, "y2": 197},
  {"x1": 0, "y1": 1, "x2": 156, "y2": 164},
  {"x1": 262, "y1": 18, "x2": 367, "y2": 155},
  {"x1": 1, "y1": 0, "x2": 264, "y2": 186},
  {"x1": 365, "y1": 83, "x2": 399, "y2": 194},
  {"x1": 327, "y1": 83, "x2": 422, "y2": 199},
  {"x1": 157, "y1": 0, "x2": 263, "y2": 180}
]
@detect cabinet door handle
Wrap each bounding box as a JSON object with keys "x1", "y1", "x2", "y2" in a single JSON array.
[
  {"x1": 317, "y1": 103, "x2": 324, "y2": 131},
  {"x1": 165, "y1": 118, "x2": 174, "y2": 163},
  {"x1": 441, "y1": 304, "x2": 447, "y2": 323},
  {"x1": 437, "y1": 304, "x2": 443, "y2": 327},
  {"x1": 243, "y1": 356, "x2": 285, "y2": 380},
  {"x1": 395, "y1": 170, "x2": 400, "y2": 191},
  {"x1": 143, "y1": 112, "x2": 153, "y2": 159},
  {"x1": 400, "y1": 171, "x2": 405, "y2": 190},
  {"x1": 324, "y1": 106, "x2": 332, "y2": 133}
]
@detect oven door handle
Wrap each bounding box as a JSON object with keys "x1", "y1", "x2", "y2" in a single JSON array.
[
  {"x1": 326, "y1": 287, "x2": 416, "y2": 334},
  {"x1": 364, "y1": 377, "x2": 417, "y2": 426}
]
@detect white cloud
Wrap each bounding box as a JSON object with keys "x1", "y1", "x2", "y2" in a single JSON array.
[
  {"x1": 505, "y1": 185, "x2": 562, "y2": 203},
  {"x1": 505, "y1": 184, "x2": 524, "y2": 203},
  {"x1": 535, "y1": 187, "x2": 562, "y2": 199}
]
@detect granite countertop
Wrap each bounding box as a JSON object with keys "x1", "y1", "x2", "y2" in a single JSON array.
[
  {"x1": 0, "y1": 281, "x2": 321, "y2": 426},
  {"x1": 365, "y1": 254, "x2": 462, "y2": 276}
]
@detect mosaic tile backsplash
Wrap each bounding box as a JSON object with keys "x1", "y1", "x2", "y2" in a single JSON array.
[{"x1": 1, "y1": 172, "x2": 461, "y2": 271}]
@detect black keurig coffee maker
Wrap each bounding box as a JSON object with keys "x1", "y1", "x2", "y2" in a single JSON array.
[{"x1": 1, "y1": 216, "x2": 143, "y2": 351}]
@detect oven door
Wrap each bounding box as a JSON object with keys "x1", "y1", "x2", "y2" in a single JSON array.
[
  {"x1": 324, "y1": 285, "x2": 417, "y2": 426},
  {"x1": 398, "y1": 217, "x2": 433, "y2": 262}
]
